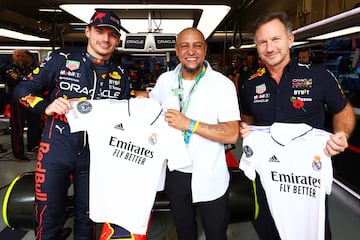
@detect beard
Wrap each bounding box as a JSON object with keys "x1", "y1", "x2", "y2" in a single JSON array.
[{"x1": 183, "y1": 63, "x2": 202, "y2": 74}]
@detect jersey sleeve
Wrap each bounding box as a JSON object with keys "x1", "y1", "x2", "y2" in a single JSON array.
[
  {"x1": 321, "y1": 135, "x2": 334, "y2": 195},
  {"x1": 156, "y1": 118, "x2": 192, "y2": 171},
  {"x1": 313, "y1": 129, "x2": 334, "y2": 195},
  {"x1": 239, "y1": 132, "x2": 259, "y2": 180},
  {"x1": 66, "y1": 100, "x2": 95, "y2": 132}
]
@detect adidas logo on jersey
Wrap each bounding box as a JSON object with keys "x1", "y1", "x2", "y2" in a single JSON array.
[
  {"x1": 114, "y1": 123, "x2": 124, "y2": 130},
  {"x1": 269, "y1": 155, "x2": 280, "y2": 163}
]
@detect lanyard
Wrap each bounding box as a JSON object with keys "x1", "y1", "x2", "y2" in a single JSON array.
[{"x1": 177, "y1": 66, "x2": 206, "y2": 114}]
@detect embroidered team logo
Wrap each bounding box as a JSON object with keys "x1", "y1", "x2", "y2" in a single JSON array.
[
  {"x1": 297, "y1": 62, "x2": 311, "y2": 69},
  {"x1": 243, "y1": 145, "x2": 253, "y2": 158},
  {"x1": 20, "y1": 95, "x2": 44, "y2": 108},
  {"x1": 249, "y1": 67, "x2": 266, "y2": 80},
  {"x1": 255, "y1": 83, "x2": 266, "y2": 94},
  {"x1": 55, "y1": 125, "x2": 65, "y2": 134},
  {"x1": 291, "y1": 78, "x2": 312, "y2": 89},
  {"x1": 33, "y1": 67, "x2": 40, "y2": 75},
  {"x1": 92, "y1": 11, "x2": 107, "y2": 24},
  {"x1": 148, "y1": 133, "x2": 158, "y2": 145},
  {"x1": 109, "y1": 71, "x2": 121, "y2": 80},
  {"x1": 312, "y1": 155, "x2": 322, "y2": 171},
  {"x1": 77, "y1": 101, "x2": 92, "y2": 114},
  {"x1": 66, "y1": 60, "x2": 80, "y2": 71}
]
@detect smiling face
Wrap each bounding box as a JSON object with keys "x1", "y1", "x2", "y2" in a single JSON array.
[
  {"x1": 254, "y1": 19, "x2": 293, "y2": 69},
  {"x1": 175, "y1": 28, "x2": 207, "y2": 80},
  {"x1": 85, "y1": 26, "x2": 121, "y2": 60}
]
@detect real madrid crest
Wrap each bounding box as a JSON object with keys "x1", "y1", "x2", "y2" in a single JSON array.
[
  {"x1": 312, "y1": 155, "x2": 322, "y2": 171},
  {"x1": 149, "y1": 133, "x2": 158, "y2": 145}
]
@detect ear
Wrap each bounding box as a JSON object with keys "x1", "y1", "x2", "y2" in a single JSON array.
[
  {"x1": 288, "y1": 33, "x2": 294, "y2": 48},
  {"x1": 175, "y1": 45, "x2": 179, "y2": 58},
  {"x1": 116, "y1": 36, "x2": 121, "y2": 46},
  {"x1": 85, "y1": 26, "x2": 90, "y2": 38}
]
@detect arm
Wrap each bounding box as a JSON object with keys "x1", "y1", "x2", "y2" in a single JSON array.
[
  {"x1": 165, "y1": 109, "x2": 239, "y2": 144},
  {"x1": 194, "y1": 120, "x2": 239, "y2": 144},
  {"x1": 324, "y1": 103, "x2": 356, "y2": 156},
  {"x1": 14, "y1": 54, "x2": 59, "y2": 114},
  {"x1": 3, "y1": 67, "x2": 24, "y2": 86}
]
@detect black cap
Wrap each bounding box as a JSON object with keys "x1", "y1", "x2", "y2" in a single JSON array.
[{"x1": 89, "y1": 10, "x2": 121, "y2": 35}]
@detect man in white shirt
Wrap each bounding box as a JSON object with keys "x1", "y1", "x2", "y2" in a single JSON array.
[{"x1": 138, "y1": 27, "x2": 240, "y2": 240}]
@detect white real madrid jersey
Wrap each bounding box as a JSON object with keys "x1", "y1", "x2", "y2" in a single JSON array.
[
  {"x1": 240, "y1": 122, "x2": 333, "y2": 240},
  {"x1": 66, "y1": 98, "x2": 191, "y2": 235}
]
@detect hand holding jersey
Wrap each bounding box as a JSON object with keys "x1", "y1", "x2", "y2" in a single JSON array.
[
  {"x1": 324, "y1": 131, "x2": 349, "y2": 156},
  {"x1": 44, "y1": 97, "x2": 72, "y2": 116}
]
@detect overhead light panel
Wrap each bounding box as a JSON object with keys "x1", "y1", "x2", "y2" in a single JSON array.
[
  {"x1": 0, "y1": 46, "x2": 54, "y2": 50},
  {"x1": 121, "y1": 19, "x2": 194, "y2": 35},
  {"x1": 239, "y1": 44, "x2": 256, "y2": 49},
  {"x1": 307, "y1": 26, "x2": 360, "y2": 40},
  {"x1": 39, "y1": 8, "x2": 63, "y2": 13},
  {"x1": 0, "y1": 28, "x2": 50, "y2": 42},
  {"x1": 60, "y1": 4, "x2": 231, "y2": 39},
  {"x1": 228, "y1": 44, "x2": 256, "y2": 50},
  {"x1": 69, "y1": 23, "x2": 87, "y2": 26},
  {"x1": 122, "y1": 33, "x2": 177, "y2": 52},
  {"x1": 292, "y1": 41, "x2": 309, "y2": 46},
  {"x1": 293, "y1": 7, "x2": 360, "y2": 35}
]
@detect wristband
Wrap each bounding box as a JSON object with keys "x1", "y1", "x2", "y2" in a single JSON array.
[
  {"x1": 184, "y1": 119, "x2": 195, "y2": 144},
  {"x1": 193, "y1": 120, "x2": 200, "y2": 133},
  {"x1": 188, "y1": 119, "x2": 195, "y2": 134}
]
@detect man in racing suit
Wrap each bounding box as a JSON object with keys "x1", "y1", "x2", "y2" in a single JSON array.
[
  {"x1": 2, "y1": 49, "x2": 42, "y2": 161},
  {"x1": 14, "y1": 10, "x2": 132, "y2": 240}
]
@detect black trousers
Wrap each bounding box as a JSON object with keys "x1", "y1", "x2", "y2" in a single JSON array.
[{"x1": 165, "y1": 169, "x2": 229, "y2": 240}]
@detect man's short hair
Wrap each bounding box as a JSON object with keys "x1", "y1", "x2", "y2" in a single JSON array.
[{"x1": 253, "y1": 11, "x2": 293, "y2": 35}]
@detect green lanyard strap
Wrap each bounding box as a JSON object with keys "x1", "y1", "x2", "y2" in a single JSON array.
[
  {"x1": 177, "y1": 65, "x2": 206, "y2": 114},
  {"x1": 176, "y1": 65, "x2": 206, "y2": 144}
]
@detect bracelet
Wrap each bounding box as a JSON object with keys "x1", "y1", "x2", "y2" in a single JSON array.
[
  {"x1": 188, "y1": 119, "x2": 195, "y2": 134},
  {"x1": 193, "y1": 120, "x2": 200, "y2": 133},
  {"x1": 184, "y1": 119, "x2": 195, "y2": 144}
]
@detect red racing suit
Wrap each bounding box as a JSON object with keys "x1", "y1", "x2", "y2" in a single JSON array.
[{"x1": 14, "y1": 47, "x2": 132, "y2": 240}]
